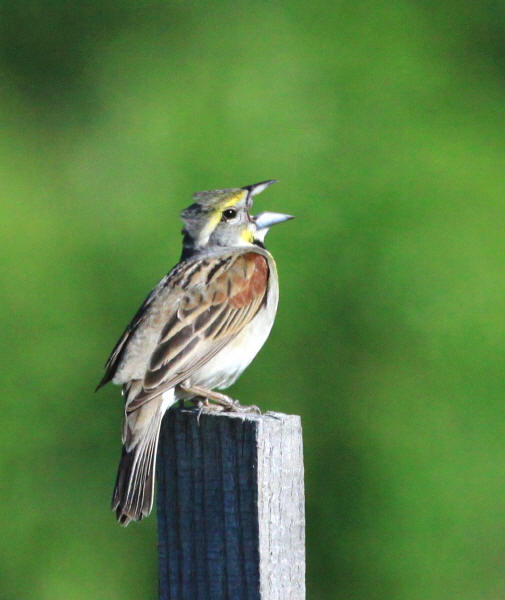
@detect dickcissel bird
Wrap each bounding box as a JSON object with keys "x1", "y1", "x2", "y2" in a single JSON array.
[{"x1": 96, "y1": 180, "x2": 293, "y2": 526}]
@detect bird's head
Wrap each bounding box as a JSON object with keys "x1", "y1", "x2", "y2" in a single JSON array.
[{"x1": 180, "y1": 180, "x2": 293, "y2": 258}]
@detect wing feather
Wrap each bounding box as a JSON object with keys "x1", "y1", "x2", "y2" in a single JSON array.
[{"x1": 125, "y1": 251, "x2": 269, "y2": 412}]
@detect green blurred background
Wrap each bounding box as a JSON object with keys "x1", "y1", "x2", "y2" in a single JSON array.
[{"x1": 2, "y1": 1, "x2": 505, "y2": 598}]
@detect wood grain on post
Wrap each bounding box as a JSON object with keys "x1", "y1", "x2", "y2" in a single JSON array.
[{"x1": 157, "y1": 409, "x2": 305, "y2": 600}]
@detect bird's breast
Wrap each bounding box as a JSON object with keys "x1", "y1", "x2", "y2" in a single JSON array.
[{"x1": 187, "y1": 267, "x2": 279, "y2": 391}]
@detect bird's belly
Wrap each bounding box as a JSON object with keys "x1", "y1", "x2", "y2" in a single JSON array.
[{"x1": 188, "y1": 306, "x2": 275, "y2": 391}]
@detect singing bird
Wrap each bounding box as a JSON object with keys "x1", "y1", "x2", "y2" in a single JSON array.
[{"x1": 96, "y1": 180, "x2": 293, "y2": 525}]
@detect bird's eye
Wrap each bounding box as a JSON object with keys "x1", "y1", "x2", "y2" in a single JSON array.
[{"x1": 222, "y1": 208, "x2": 237, "y2": 221}]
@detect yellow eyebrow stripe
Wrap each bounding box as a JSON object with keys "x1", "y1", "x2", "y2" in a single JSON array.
[
  {"x1": 198, "y1": 190, "x2": 249, "y2": 246},
  {"x1": 219, "y1": 190, "x2": 248, "y2": 210}
]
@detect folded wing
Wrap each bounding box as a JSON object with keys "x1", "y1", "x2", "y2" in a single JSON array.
[{"x1": 125, "y1": 251, "x2": 269, "y2": 412}]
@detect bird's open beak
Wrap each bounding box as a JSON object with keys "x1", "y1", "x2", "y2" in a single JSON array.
[
  {"x1": 253, "y1": 211, "x2": 295, "y2": 230},
  {"x1": 242, "y1": 179, "x2": 279, "y2": 197}
]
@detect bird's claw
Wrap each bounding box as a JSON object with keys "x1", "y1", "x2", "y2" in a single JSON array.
[
  {"x1": 228, "y1": 399, "x2": 261, "y2": 414},
  {"x1": 190, "y1": 393, "x2": 261, "y2": 423},
  {"x1": 194, "y1": 398, "x2": 224, "y2": 424}
]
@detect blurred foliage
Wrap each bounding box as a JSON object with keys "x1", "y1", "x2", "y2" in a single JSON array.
[{"x1": 1, "y1": 1, "x2": 505, "y2": 598}]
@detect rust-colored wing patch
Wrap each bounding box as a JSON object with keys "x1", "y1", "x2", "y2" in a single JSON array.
[
  {"x1": 125, "y1": 251, "x2": 269, "y2": 412},
  {"x1": 228, "y1": 253, "x2": 268, "y2": 309}
]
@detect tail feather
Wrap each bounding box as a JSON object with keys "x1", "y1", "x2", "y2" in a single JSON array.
[
  {"x1": 112, "y1": 392, "x2": 173, "y2": 526},
  {"x1": 112, "y1": 428, "x2": 159, "y2": 525}
]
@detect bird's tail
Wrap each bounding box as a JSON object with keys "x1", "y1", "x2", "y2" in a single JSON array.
[{"x1": 112, "y1": 390, "x2": 174, "y2": 526}]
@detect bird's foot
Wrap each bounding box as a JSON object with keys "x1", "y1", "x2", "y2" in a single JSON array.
[
  {"x1": 228, "y1": 399, "x2": 261, "y2": 414},
  {"x1": 191, "y1": 398, "x2": 224, "y2": 424},
  {"x1": 182, "y1": 384, "x2": 261, "y2": 418}
]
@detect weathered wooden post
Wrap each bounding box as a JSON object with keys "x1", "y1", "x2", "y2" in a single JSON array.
[{"x1": 157, "y1": 408, "x2": 305, "y2": 600}]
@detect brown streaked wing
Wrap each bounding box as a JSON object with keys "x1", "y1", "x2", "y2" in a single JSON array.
[
  {"x1": 96, "y1": 257, "x2": 207, "y2": 390},
  {"x1": 96, "y1": 277, "x2": 167, "y2": 390},
  {"x1": 125, "y1": 251, "x2": 269, "y2": 412}
]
